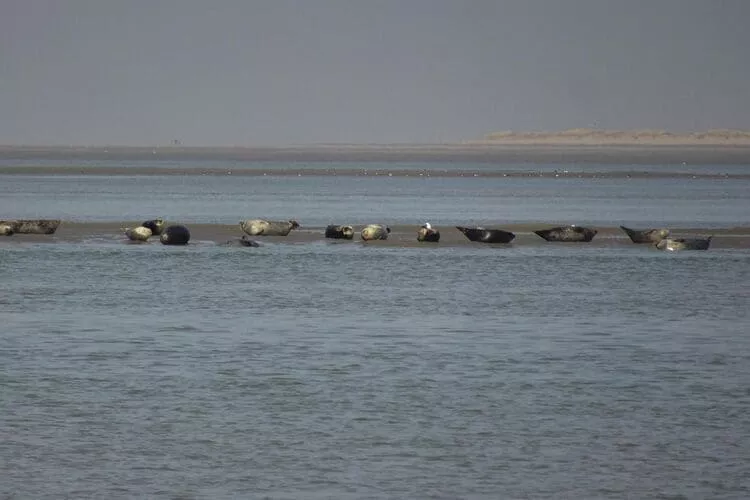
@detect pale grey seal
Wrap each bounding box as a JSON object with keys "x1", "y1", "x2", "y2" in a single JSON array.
[
  {"x1": 124, "y1": 226, "x2": 152, "y2": 242},
  {"x1": 361, "y1": 224, "x2": 390, "y2": 241},
  {"x1": 240, "y1": 219, "x2": 300, "y2": 236},
  {"x1": 0, "y1": 223, "x2": 14, "y2": 236},
  {"x1": 656, "y1": 236, "x2": 712, "y2": 251}
]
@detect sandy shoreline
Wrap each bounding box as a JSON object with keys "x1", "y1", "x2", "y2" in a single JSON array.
[
  {"x1": 1, "y1": 143, "x2": 750, "y2": 165},
  {"x1": 2, "y1": 222, "x2": 747, "y2": 249}
]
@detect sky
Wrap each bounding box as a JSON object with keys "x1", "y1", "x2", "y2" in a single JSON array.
[{"x1": 2, "y1": 0, "x2": 749, "y2": 146}]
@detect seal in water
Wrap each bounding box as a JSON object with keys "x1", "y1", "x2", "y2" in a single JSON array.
[
  {"x1": 361, "y1": 224, "x2": 391, "y2": 241},
  {"x1": 0, "y1": 219, "x2": 61, "y2": 235},
  {"x1": 142, "y1": 218, "x2": 166, "y2": 236},
  {"x1": 620, "y1": 225, "x2": 670, "y2": 244},
  {"x1": 325, "y1": 224, "x2": 354, "y2": 240},
  {"x1": 0, "y1": 223, "x2": 14, "y2": 236},
  {"x1": 456, "y1": 226, "x2": 515, "y2": 244},
  {"x1": 417, "y1": 222, "x2": 440, "y2": 242},
  {"x1": 240, "y1": 219, "x2": 300, "y2": 236},
  {"x1": 534, "y1": 225, "x2": 597, "y2": 242},
  {"x1": 160, "y1": 225, "x2": 191, "y2": 245},
  {"x1": 656, "y1": 236, "x2": 712, "y2": 251},
  {"x1": 223, "y1": 236, "x2": 260, "y2": 247},
  {"x1": 124, "y1": 226, "x2": 152, "y2": 242}
]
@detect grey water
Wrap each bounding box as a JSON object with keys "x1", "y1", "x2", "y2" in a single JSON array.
[{"x1": 2, "y1": 160, "x2": 750, "y2": 499}]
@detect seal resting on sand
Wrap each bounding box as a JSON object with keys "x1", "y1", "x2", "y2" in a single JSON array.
[
  {"x1": 325, "y1": 225, "x2": 354, "y2": 239},
  {"x1": 0, "y1": 219, "x2": 61, "y2": 235},
  {"x1": 240, "y1": 219, "x2": 300, "y2": 236},
  {"x1": 417, "y1": 222, "x2": 440, "y2": 242},
  {"x1": 456, "y1": 226, "x2": 515, "y2": 244},
  {"x1": 0, "y1": 223, "x2": 14, "y2": 236},
  {"x1": 142, "y1": 218, "x2": 166, "y2": 236},
  {"x1": 656, "y1": 236, "x2": 712, "y2": 251},
  {"x1": 160, "y1": 225, "x2": 191, "y2": 245},
  {"x1": 534, "y1": 225, "x2": 597, "y2": 242},
  {"x1": 620, "y1": 225, "x2": 670, "y2": 243},
  {"x1": 361, "y1": 224, "x2": 390, "y2": 241},
  {"x1": 124, "y1": 226, "x2": 152, "y2": 242}
]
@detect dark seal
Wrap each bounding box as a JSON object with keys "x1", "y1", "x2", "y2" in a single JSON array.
[
  {"x1": 142, "y1": 218, "x2": 166, "y2": 236},
  {"x1": 325, "y1": 225, "x2": 354, "y2": 239},
  {"x1": 620, "y1": 225, "x2": 670, "y2": 244},
  {"x1": 456, "y1": 226, "x2": 515, "y2": 243},
  {"x1": 160, "y1": 224, "x2": 191, "y2": 245},
  {"x1": 417, "y1": 223, "x2": 440, "y2": 242},
  {"x1": 534, "y1": 225, "x2": 597, "y2": 242}
]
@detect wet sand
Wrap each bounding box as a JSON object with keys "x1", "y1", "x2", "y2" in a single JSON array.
[
  {"x1": 2, "y1": 222, "x2": 748, "y2": 249},
  {"x1": 1, "y1": 144, "x2": 750, "y2": 166}
]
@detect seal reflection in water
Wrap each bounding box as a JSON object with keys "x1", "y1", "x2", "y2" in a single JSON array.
[
  {"x1": 620, "y1": 225, "x2": 670, "y2": 244},
  {"x1": 361, "y1": 224, "x2": 390, "y2": 241},
  {"x1": 534, "y1": 225, "x2": 597, "y2": 242},
  {"x1": 417, "y1": 222, "x2": 440, "y2": 242},
  {"x1": 142, "y1": 218, "x2": 166, "y2": 236},
  {"x1": 240, "y1": 219, "x2": 300, "y2": 236},
  {"x1": 124, "y1": 226, "x2": 152, "y2": 242},
  {"x1": 456, "y1": 226, "x2": 515, "y2": 243},
  {"x1": 223, "y1": 236, "x2": 260, "y2": 247},
  {"x1": 160, "y1": 225, "x2": 191, "y2": 245},
  {"x1": 325, "y1": 225, "x2": 354, "y2": 240},
  {"x1": 656, "y1": 236, "x2": 712, "y2": 251}
]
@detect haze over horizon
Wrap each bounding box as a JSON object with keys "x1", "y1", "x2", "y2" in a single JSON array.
[{"x1": 2, "y1": 0, "x2": 749, "y2": 146}]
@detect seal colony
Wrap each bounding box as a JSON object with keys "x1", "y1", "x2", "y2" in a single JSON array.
[{"x1": 1, "y1": 218, "x2": 721, "y2": 251}]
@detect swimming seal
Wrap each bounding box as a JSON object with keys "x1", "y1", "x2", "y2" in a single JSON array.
[
  {"x1": 656, "y1": 236, "x2": 712, "y2": 251},
  {"x1": 142, "y1": 218, "x2": 166, "y2": 236},
  {"x1": 417, "y1": 222, "x2": 440, "y2": 242},
  {"x1": 534, "y1": 225, "x2": 597, "y2": 242},
  {"x1": 240, "y1": 219, "x2": 300, "y2": 236},
  {"x1": 456, "y1": 226, "x2": 515, "y2": 243},
  {"x1": 620, "y1": 225, "x2": 670, "y2": 244},
  {"x1": 361, "y1": 224, "x2": 390, "y2": 241},
  {"x1": 325, "y1": 225, "x2": 354, "y2": 239},
  {"x1": 124, "y1": 226, "x2": 152, "y2": 242},
  {"x1": 0, "y1": 219, "x2": 60, "y2": 235},
  {"x1": 159, "y1": 225, "x2": 191, "y2": 245}
]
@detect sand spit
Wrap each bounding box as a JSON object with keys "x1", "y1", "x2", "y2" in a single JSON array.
[
  {"x1": 1, "y1": 142, "x2": 750, "y2": 165},
  {"x1": 2, "y1": 222, "x2": 748, "y2": 249},
  {"x1": 476, "y1": 128, "x2": 750, "y2": 146}
]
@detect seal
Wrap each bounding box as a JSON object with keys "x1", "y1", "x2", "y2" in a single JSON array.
[
  {"x1": 160, "y1": 224, "x2": 191, "y2": 245},
  {"x1": 417, "y1": 222, "x2": 440, "y2": 242},
  {"x1": 240, "y1": 219, "x2": 300, "y2": 236},
  {"x1": 534, "y1": 225, "x2": 597, "y2": 242},
  {"x1": 222, "y1": 236, "x2": 260, "y2": 247},
  {"x1": 0, "y1": 219, "x2": 61, "y2": 235},
  {"x1": 620, "y1": 225, "x2": 670, "y2": 243},
  {"x1": 456, "y1": 226, "x2": 515, "y2": 243},
  {"x1": 361, "y1": 224, "x2": 391, "y2": 241},
  {"x1": 0, "y1": 223, "x2": 14, "y2": 236},
  {"x1": 142, "y1": 218, "x2": 166, "y2": 236},
  {"x1": 656, "y1": 236, "x2": 712, "y2": 251},
  {"x1": 325, "y1": 224, "x2": 354, "y2": 239},
  {"x1": 124, "y1": 226, "x2": 152, "y2": 242}
]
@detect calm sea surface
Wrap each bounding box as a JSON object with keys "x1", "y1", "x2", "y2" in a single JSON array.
[{"x1": 2, "y1": 159, "x2": 750, "y2": 499}]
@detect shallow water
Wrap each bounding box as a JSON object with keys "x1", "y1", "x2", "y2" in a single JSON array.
[{"x1": 2, "y1": 160, "x2": 750, "y2": 499}]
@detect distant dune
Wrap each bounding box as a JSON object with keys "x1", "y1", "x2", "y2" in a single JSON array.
[{"x1": 470, "y1": 129, "x2": 750, "y2": 146}]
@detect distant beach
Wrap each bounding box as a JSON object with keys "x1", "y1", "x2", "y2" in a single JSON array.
[{"x1": 2, "y1": 129, "x2": 750, "y2": 166}]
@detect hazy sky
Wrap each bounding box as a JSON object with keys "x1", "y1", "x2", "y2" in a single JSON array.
[{"x1": 2, "y1": 0, "x2": 749, "y2": 145}]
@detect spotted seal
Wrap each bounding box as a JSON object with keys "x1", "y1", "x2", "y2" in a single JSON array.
[
  {"x1": 240, "y1": 219, "x2": 300, "y2": 236},
  {"x1": 534, "y1": 225, "x2": 597, "y2": 242},
  {"x1": 160, "y1": 225, "x2": 191, "y2": 245},
  {"x1": 361, "y1": 224, "x2": 390, "y2": 241},
  {"x1": 620, "y1": 225, "x2": 670, "y2": 244}
]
